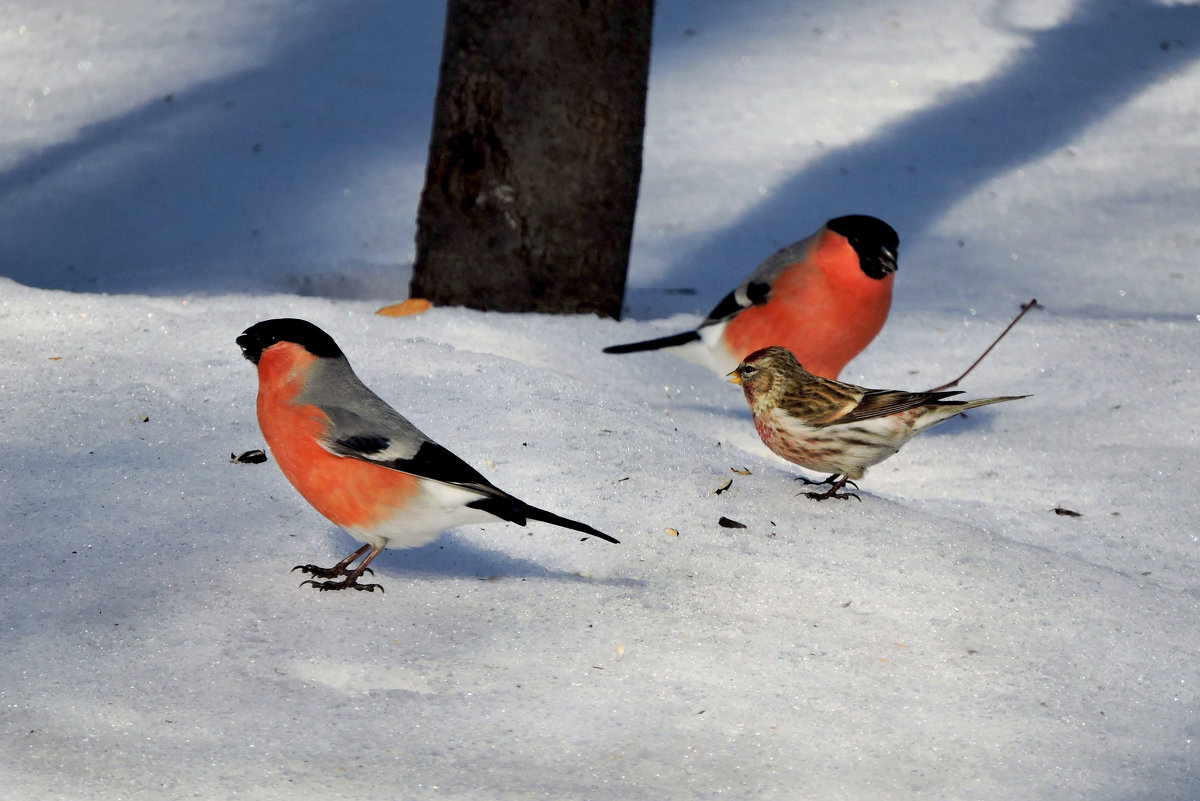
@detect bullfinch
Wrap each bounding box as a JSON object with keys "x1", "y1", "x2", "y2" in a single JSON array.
[
  {"x1": 605, "y1": 215, "x2": 899, "y2": 379},
  {"x1": 238, "y1": 318, "x2": 617, "y2": 592}
]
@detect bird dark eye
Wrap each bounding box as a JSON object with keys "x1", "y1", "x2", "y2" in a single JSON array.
[{"x1": 741, "y1": 365, "x2": 757, "y2": 377}]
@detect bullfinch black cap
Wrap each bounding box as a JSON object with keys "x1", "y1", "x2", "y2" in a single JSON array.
[{"x1": 237, "y1": 318, "x2": 344, "y2": 364}]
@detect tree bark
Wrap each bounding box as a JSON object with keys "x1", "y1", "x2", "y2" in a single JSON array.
[{"x1": 411, "y1": 0, "x2": 653, "y2": 318}]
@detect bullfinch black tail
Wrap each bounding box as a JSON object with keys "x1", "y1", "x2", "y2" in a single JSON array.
[
  {"x1": 522, "y1": 504, "x2": 619, "y2": 543},
  {"x1": 604, "y1": 330, "x2": 701, "y2": 354},
  {"x1": 469, "y1": 496, "x2": 617, "y2": 543}
]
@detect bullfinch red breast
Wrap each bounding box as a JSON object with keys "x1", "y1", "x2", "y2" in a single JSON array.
[
  {"x1": 238, "y1": 318, "x2": 617, "y2": 592},
  {"x1": 605, "y1": 215, "x2": 899, "y2": 380}
]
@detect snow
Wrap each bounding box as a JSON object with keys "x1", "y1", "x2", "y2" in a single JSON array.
[{"x1": 2, "y1": 0, "x2": 1198, "y2": 798}]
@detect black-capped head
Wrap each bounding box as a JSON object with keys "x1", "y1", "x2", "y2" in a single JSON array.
[
  {"x1": 237, "y1": 318, "x2": 344, "y2": 365},
  {"x1": 827, "y1": 215, "x2": 899, "y2": 279}
]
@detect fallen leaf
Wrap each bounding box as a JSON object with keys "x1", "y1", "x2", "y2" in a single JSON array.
[
  {"x1": 713, "y1": 478, "x2": 733, "y2": 495},
  {"x1": 376, "y1": 298, "x2": 432, "y2": 317},
  {"x1": 718, "y1": 516, "x2": 747, "y2": 529},
  {"x1": 731, "y1": 467, "x2": 751, "y2": 476},
  {"x1": 1053, "y1": 506, "x2": 1082, "y2": 517}
]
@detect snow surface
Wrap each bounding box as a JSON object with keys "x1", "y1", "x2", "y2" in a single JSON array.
[{"x1": 2, "y1": 0, "x2": 1199, "y2": 798}]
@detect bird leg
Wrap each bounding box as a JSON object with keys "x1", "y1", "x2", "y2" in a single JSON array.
[
  {"x1": 798, "y1": 474, "x2": 861, "y2": 501},
  {"x1": 293, "y1": 544, "x2": 385, "y2": 592}
]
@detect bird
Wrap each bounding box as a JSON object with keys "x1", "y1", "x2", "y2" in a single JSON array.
[
  {"x1": 237, "y1": 318, "x2": 617, "y2": 592},
  {"x1": 727, "y1": 346, "x2": 1026, "y2": 500},
  {"x1": 604, "y1": 215, "x2": 899, "y2": 379}
]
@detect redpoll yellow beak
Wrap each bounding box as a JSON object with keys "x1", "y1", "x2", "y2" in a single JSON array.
[{"x1": 727, "y1": 370, "x2": 742, "y2": 385}]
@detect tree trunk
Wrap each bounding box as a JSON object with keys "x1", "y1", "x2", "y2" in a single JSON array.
[{"x1": 411, "y1": 0, "x2": 653, "y2": 319}]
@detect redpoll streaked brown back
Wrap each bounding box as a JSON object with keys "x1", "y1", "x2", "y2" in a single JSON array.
[{"x1": 728, "y1": 346, "x2": 1027, "y2": 499}]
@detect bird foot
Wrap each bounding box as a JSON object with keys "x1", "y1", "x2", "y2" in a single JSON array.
[
  {"x1": 803, "y1": 488, "x2": 861, "y2": 502},
  {"x1": 795, "y1": 474, "x2": 861, "y2": 501},
  {"x1": 299, "y1": 577, "x2": 384, "y2": 593},
  {"x1": 793, "y1": 475, "x2": 859, "y2": 491},
  {"x1": 291, "y1": 563, "x2": 373, "y2": 579},
  {"x1": 291, "y1": 545, "x2": 383, "y2": 592}
]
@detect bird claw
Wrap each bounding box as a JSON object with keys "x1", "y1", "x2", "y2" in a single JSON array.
[
  {"x1": 291, "y1": 564, "x2": 373, "y2": 578},
  {"x1": 796, "y1": 474, "x2": 861, "y2": 501},
  {"x1": 803, "y1": 489, "x2": 861, "y2": 502},
  {"x1": 793, "y1": 474, "x2": 858, "y2": 491},
  {"x1": 291, "y1": 545, "x2": 383, "y2": 592},
  {"x1": 299, "y1": 578, "x2": 384, "y2": 593},
  {"x1": 292, "y1": 563, "x2": 337, "y2": 578}
]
